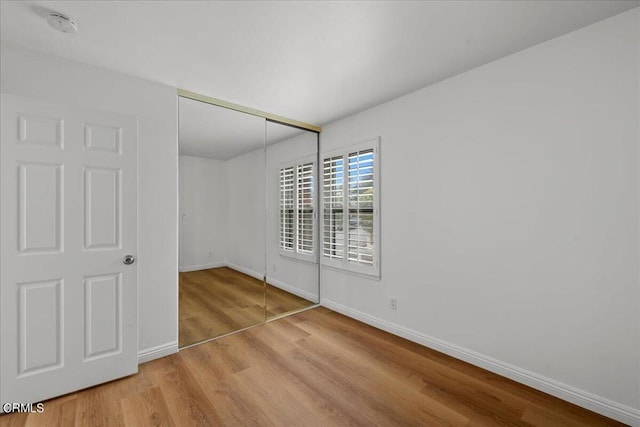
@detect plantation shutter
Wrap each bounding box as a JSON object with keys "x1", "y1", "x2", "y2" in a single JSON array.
[
  {"x1": 321, "y1": 138, "x2": 379, "y2": 278},
  {"x1": 347, "y1": 149, "x2": 374, "y2": 265},
  {"x1": 322, "y1": 155, "x2": 344, "y2": 259},
  {"x1": 279, "y1": 166, "x2": 294, "y2": 251},
  {"x1": 296, "y1": 162, "x2": 315, "y2": 254}
]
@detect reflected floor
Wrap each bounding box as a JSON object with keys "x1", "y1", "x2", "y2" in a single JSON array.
[{"x1": 179, "y1": 267, "x2": 314, "y2": 347}]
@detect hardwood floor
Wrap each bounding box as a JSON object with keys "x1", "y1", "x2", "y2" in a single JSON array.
[
  {"x1": 1, "y1": 307, "x2": 623, "y2": 426},
  {"x1": 179, "y1": 267, "x2": 315, "y2": 347},
  {"x1": 265, "y1": 282, "x2": 316, "y2": 319}
]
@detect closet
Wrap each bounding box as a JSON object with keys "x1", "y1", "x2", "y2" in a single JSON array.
[{"x1": 178, "y1": 92, "x2": 320, "y2": 347}]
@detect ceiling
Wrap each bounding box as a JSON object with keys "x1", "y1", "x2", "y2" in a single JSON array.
[
  {"x1": 1, "y1": 1, "x2": 638, "y2": 128},
  {"x1": 179, "y1": 97, "x2": 265, "y2": 160}
]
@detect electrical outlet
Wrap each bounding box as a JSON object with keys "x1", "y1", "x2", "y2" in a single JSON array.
[
  {"x1": 207, "y1": 251, "x2": 212, "y2": 259},
  {"x1": 273, "y1": 265, "x2": 277, "y2": 272},
  {"x1": 390, "y1": 297, "x2": 397, "y2": 310}
]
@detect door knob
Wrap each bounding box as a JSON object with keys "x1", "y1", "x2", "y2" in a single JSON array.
[{"x1": 123, "y1": 255, "x2": 136, "y2": 265}]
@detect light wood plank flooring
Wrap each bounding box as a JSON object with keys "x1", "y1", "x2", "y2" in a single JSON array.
[
  {"x1": 266, "y1": 283, "x2": 316, "y2": 320},
  {"x1": 179, "y1": 267, "x2": 315, "y2": 347},
  {"x1": 1, "y1": 307, "x2": 622, "y2": 426}
]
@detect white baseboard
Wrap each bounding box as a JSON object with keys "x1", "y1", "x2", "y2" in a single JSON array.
[
  {"x1": 226, "y1": 262, "x2": 317, "y2": 302},
  {"x1": 179, "y1": 261, "x2": 226, "y2": 273},
  {"x1": 321, "y1": 298, "x2": 640, "y2": 426},
  {"x1": 226, "y1": 262, "x2": 263, "y2": 281},
  {"x1": 267, "y1": 276, "x2": 317, "y2": 302},
  {"x1": 138, "y1": 342, "x2": 178, "y2": 364}
]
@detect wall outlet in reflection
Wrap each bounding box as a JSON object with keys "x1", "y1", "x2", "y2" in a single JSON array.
[
  {"x1": 390, "y1": 297, "x2": 397, "y2": 310},
  {"x1": 273, "y1": 265, "x2": 276, "y2": 272},
  {"x1": 207, "y1": 251, "x2": 212, "y2": 259}
]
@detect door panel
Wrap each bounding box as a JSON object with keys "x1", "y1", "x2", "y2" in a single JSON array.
[
  {"x1": 17, "y1": 113, "x2": 64, "y2": 148},
  {"x1": 18, "y1": 162, "x2": 63, "y2": 254},
  {"x1": 84, "y1": 167, "x2": 121, "y2": 250},
  {"x1": 83, "y1": 273, "x2": 121, "y2": 360},
  {"x1": 84, "y1": 123, "x2": 122, "y2": 153},
  {"x1": 18, "y1": 279, "x2": 63, "y2": 375},
  {"x1": 177, "y1": 97, "x2": 266, "y2": 347},
  {"x1": 1, "y1": 93, "x2": 138, "y2": 406},
  {"x1": 265, "y1": 121, "x2": 319, "y2": 319}
]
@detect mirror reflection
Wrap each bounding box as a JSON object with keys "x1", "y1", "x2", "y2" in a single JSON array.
[
  {"x1": 178, "y1": 97, "x2": 266, "y2": 347},
  {"x1": 178, "y1": 96, "x2": 320, "y2": 348},
  {"x1": 266, "y1": 122, "x2": 320, "y2": 319}
]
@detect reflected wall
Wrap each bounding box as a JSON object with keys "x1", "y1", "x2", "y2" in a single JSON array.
[{"x1": 178, "y1": 97, "x2": 265, "y2": 347}]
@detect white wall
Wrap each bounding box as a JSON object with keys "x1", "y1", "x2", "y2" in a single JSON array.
[
  {"x1": 179, "y1": 155, "x2": 228, "y2": 271},
  {"x1": 226, "y1": 148, "x2": 266, "y2": 276},
  {"x1": 0, "y1": 45, "x2": 179, "y2": 360},
  {"x1": 320, "y1": 9, "x2": 639, "y2": 424}
]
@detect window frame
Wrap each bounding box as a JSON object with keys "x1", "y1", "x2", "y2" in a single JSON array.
[
  {"x1": 278, "y1": 155, "x2": 318, "y2": 263},
  {"x1": 321, "y1": 138, "x2": 380, "y2": 279}
]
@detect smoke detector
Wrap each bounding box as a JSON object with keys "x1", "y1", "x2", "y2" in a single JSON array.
[{"x1": 46, "y1": 12, "x2": 77, "y2": 34}]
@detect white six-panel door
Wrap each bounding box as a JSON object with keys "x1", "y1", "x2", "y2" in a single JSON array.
[{"x1": 0, "y1": 94, "x2": 138, "y2": 406}]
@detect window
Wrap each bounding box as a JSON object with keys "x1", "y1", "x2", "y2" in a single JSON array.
[
  {"x1": 279, "y1": 157, "x2": 316, "y2": 261},
  {"x1": 296, "y1": 162, "x2": 314, "y2": 255},
  {"x1": 279, "y1": 167, "x2": 295, "y2": 251},
  {"x1": 322, "y1": 138, "x2": 379, "y2": 278}
]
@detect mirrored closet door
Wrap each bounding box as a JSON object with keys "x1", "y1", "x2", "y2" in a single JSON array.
[
  {"x1": 178, "y1": 96, "x2": 266, "y2": 347},
  {"x1": 266, "y1": 121, "x2": 319, "y2": 319},
  {"x1": 178, "y1": 93, "x2": 320, "y2": 348}
]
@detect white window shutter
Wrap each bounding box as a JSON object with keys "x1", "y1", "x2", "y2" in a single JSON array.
[
  {"x1": 296, "y1": 162, "x2": 314, "y2": 255},
  {"x1": 347, "y1": 149, "x2": 374, "y2": 266},
  {"x1": 321, "y1": 138, "x2": 380, "y2": 278},
  {"x1": 322, "y1": 155, "x2": 344, "y2": 259},
  {"x1": 279, "y1": 166, "x2": 294, "y2": 251}
]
